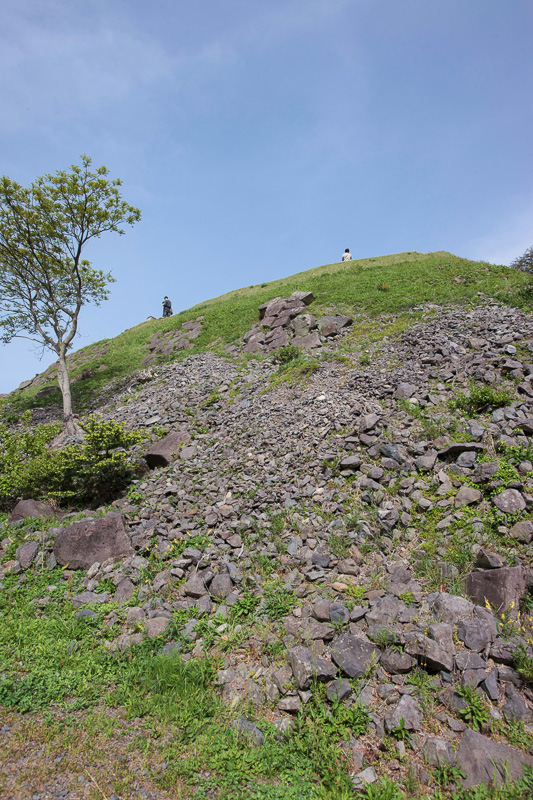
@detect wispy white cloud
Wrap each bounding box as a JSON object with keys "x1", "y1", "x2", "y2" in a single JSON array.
[
  {"x1": 0, "y1": 0, "x2": 236, "y2": 132},
  {"x1": 462, "y1": 201, "x2": 533, "y2": 266}
]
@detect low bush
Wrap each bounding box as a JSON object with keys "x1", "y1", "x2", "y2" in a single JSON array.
[
  {"x1": 0, "y1": 414, "x2": 145, "y2": 509},
  {"x1": 273, "y1": 345, "x2": 301, "y2": 364},
  {"x1": 449, "y1": 383, "x2": 513, "y2": 414}
]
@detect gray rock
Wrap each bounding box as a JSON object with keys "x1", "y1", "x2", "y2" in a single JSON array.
[
  {"x1": 326, "y1": 679, "x2": 352, "y2": 702},
  {"x1": 454, "y1": 486, "x2": 482, "y2": 507},
  {"x1": 233, "y1": 717, "x2": 265, "y2": 746},
  {"x1": 278, "y1": 695, "x2": 302, "y2": 713},
  {"x1": 394, "y1": 382, "x2": 417, "y2": 399},
  {"x1": 509, "y1": 520, "x2": 533, "y2": 544},
  {"x1": 493, "y1": 489, "x2": 526, "y2": 514},
  {"x1": 9, "y1": 499, "x2": 57, "y2": 523},
  {"x1": 144, "y1": 430, "x2": 191, "y2": 468},
  {"x1": 384, "y1": 694, "x2": 421, "y2": 732},
  {"x1": 330, "y1": 634, "x2": 380, "y2": 679},
  {"x1": 145, "y1": 617, "x2": 170, "y2": 638},
  {"x1": 457, "y1": 618, "x2": 494, "y2": 652},
  {"x1": 475, "y1": 549, "x2": 507, "y2": 569},
  {"x1": 339, "y1": 455, "x2": 362, "y2": 471},
  {"x1": 431, "y1": 593, "x2": 474, "y2": 625},
  {"x1": 471, "y1": 461, "x2": 500, "y2": 483},
  {"x1": 183, "y1": 574, "x2": 208, "y2": 598},
  {"x1": 405, "y1": 633, "x2": 454, "y2": 672},
  {"x1": 438, "y1": 442, "x2": 485, "y2": 460},
  {"x1": 72, "y1": 590, "x2": 109, "y2": 609},
  {"x1": 481, "y1": 667, "x2": 499, "y2": 702},
  {"x1": 54, "y1": 512, "x2": 133, "y2": 569},
  {"x1": 287, "y1": 645, "x2": 337, "y2": 689},
  {"x1": 272, "y1": 665, "x2": 293, "y2": 693},
  {"x1": 502, "y1": 684, "x2": 533, "y2": 723},
  {"x1": 456, "y1": 729, "x2": 533, "y2": 788},
  {"x1": 466, "y1": 567, "x2": 525, "y2": 614},
  {"x1": 114, "y1": 578, "x2": 135, "y2": 604},
  {"x1": 209, "y1": 573, "x2": 233, "y2": 599},
  {"x1": 15, "y1": 541, "x2": 39, "y2": 570},
  {"x1": 329, "y1": 603, "x2": 350, "y2": 624},
  {"x1": 352, "y1": 767, "x2": 377, "y2": 787},
  {"x1": 423, "y1": 737, "x2": 456, "y2": 767},
  {"x1": 291, "y1": 332, "x2": 321, "y2": 349},
  {"x1": 380, "y1": 647, "x2": 417, "y2": 675}
]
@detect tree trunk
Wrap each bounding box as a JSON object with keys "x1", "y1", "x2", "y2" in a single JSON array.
[
  {"x1": 50, "y1": 350, "x2": 84, "y2": 448},
  {"x1": 57, "y1": 346, "x2": 73, "y2": 422}
]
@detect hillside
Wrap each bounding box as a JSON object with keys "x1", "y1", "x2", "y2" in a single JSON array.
[
  {"x1": 7, "y1": 250, "x2": 530, "y2": 413},
  {"x1": 2, "y1": 252, "x2": 533, "y2": 800}
]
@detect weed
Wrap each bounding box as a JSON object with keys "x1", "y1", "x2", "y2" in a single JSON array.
[
  {"x1": 230, "y1": 593, "x2": 260, "y2": 621},
  {"x1": 399, "y1": 590, "x2": 414, "y2": 606},
  {"x1": 389, "y1": 717, "x2": 412, "y2": 746},
  {"x1": 456, "y1": 685, "x2": 491, "y2": 731},
  {"x1": 433, "y1": 762, "x2": 467, "y2": 788},
  {"x1": 514, "y1": 644, "x2": 533, "y2": 683},
  {"x1": 344, "y1": 585, "x2": 366, "y2": 603},
  {"x1": 328, "y1": 531, "x2": 351, "y2": 559},
  {"x1": 262, "y1": 581, "x2": 297, "y2": 621},
  {"x1": 449, "y1": 382, "x2": 514, "y2": 414}
]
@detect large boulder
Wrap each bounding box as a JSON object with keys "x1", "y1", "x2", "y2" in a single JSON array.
[
  {"x1": 53, "y1": 512, "x2": 133, "y2": 569},
  {"x1": 9, "y1": 499, "x2": 57, "y2": 523},
  {"x1": 144, "y1": 430, "x2": 191, "y2": 468},
  {"x1": 456, "y1": 729, "x2": 533, "y2": 788}
]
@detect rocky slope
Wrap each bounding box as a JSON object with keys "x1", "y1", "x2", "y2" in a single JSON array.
[{"x1": 3, "y1": 294, "x2": 533, "y2": 796}]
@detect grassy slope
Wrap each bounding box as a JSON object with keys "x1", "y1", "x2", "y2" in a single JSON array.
[{"x1": 6, "y1": 250, "x2": 530, "y2": 412}]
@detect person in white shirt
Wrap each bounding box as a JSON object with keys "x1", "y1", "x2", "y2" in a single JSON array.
[{"x1": 342, "y1": 248, "x2": 352, "y2": 261}]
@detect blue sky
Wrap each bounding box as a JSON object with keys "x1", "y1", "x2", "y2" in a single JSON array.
[{"x1": 1, "y1": 0, "x2": 532, "y2": 392}]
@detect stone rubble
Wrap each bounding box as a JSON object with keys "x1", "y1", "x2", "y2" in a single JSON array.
[{"x1": 4, "y1": 298, "x2": 533, "y2": 790}]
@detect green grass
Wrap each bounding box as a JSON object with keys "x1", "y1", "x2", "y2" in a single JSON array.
[{"x1": 5, "y1": 250, "x2": 530, "y2": 413}]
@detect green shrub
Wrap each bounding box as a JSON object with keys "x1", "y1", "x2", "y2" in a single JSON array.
[
  {"x1": 273, "y1": 345, "x2": 301, "y2": 364},
  {"x1": 449, "y1": 383, "x2": 513, "y2": 414},
  {"x1": 0, "y1": 415, "x2": 145, "y2": 509}
]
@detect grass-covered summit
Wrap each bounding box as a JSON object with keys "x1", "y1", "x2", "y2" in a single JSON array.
[{"x1": 7, "y1": 250, "x2": 529, "y2": 412}]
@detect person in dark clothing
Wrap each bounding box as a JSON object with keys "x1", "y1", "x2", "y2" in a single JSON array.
[{"x1": 162, "y1": 296, "x2": 172, "y2": 317}]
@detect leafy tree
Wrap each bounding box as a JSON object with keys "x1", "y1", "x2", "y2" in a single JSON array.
[
  {"x1": 511, "y1": 245, "x2": 533, "y2": 275},
  {"x1": 0, "y1": 155, "x2": 140, "y2": 431}
]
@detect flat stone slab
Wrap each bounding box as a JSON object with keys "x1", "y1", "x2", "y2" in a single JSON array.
[
  {"x1": 456, "y1": 729, "x2": 533, "y2": 788},
  {"x1": 54, "y1": 512, "x2": 133, "y2": 569}
]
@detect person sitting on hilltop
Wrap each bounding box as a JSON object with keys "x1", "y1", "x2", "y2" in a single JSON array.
[
  {"x1": 342, "y1": 248, "x2": 352, "y2": 262},
  {"x1": 162, "y1": 296, "x2": 173, "y2": 317}
]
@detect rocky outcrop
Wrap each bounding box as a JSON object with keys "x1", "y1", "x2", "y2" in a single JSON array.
[
  {"x1": 143, "y1": 317, "x2": 204, "y2": 365},
  {"x1": 230, "y1": 292, "x2": 353, "y2": 355}
]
